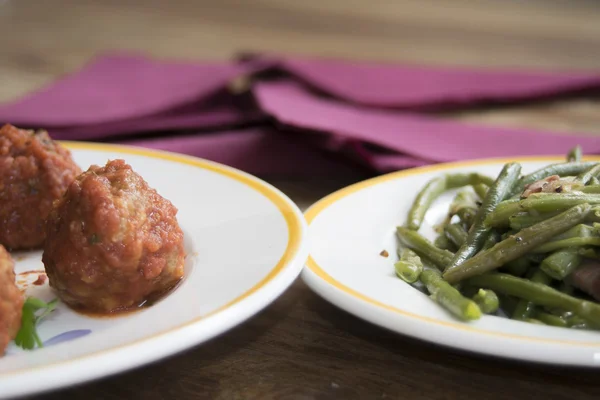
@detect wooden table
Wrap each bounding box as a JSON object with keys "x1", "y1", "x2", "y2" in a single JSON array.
[{"x1": 3, "y1": 1, "x2": 600, "y2": 398}]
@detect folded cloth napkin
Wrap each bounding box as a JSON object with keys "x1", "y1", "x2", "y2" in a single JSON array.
[{"x1": 1, "y1": 52, "x2": 599, "y2": 176}]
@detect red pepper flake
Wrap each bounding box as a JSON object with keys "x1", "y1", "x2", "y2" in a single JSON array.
[
  {"x1": 380, "y1": 250, "x2": 389, "y2": 258},
  {"x1": 33, "y1": 274, "x2": 47, "y2": 286}
]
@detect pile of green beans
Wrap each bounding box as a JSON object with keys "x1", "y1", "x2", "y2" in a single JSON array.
[{"x1": 394, "y1": 146, "x2": 600, "y2": 329}]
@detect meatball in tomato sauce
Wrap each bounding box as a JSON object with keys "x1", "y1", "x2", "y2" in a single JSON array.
[
  {"x1": 0, "y1": 124, "x2": 81, "y2": 249},
  {"x1": 42, "y1": 159, "x2": 185, "y2": 313},
  {"x1": 0, "y1": 245, "x2": 23, "y2": 355}
]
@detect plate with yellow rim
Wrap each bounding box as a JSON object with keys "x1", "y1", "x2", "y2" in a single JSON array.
[
  {"x1": 303, "y1": 156, "x2": 600, "y2": 367},
  {"x1": 0, "y1": 142, "x2": 308, "y2": 399}
]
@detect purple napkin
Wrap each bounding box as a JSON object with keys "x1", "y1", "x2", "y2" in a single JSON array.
[
  {"x1": 262, "y1": 56, "x2": 600, "y2": 110},
  {"x1": 47, "y1": 107, "x2": 264, "y2": 141},
  {"x1": 253, "y1": 81, "x2": 600, "y2": 171},
  {"x1": 112, "y1": 128, "x2": 360, "y2": 176},
  {"x1": 0, "y1": 54, "x2": 245, "y2": 126},
  {"x1": 1, "y1": 53, "x2": 599, "y2": 177}
]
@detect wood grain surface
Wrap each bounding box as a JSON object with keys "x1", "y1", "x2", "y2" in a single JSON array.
[{"x1": 2, "y1": 0, "x2": 600, "y2": 399}]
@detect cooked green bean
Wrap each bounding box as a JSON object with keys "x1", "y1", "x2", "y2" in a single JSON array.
[
  {"x1": 420, "y1": 269, "x2": 481, "y2": 321},
  {"x1": 578, "y1": 247, "x2": 600, "y2": 259},
  {"x1": 484, "y1": 199, "x2": 521, "y2": 227},
  {"x1": 456, "y1": 207, "x2": 477, "y2": 228},
  {"x1": 511, "y1": 161, "x2": 597, "y2": 196},
  {"x1": 509, "y1": 211, "x2": 561, "y2": 230},
  {"x1": 472, "y1": 183, "x2": 489, "y2": 200},
  {"x1": 443, "y1": 204, "x2": 592, "y2": 283},
  {"x1": 447, "y1": 163, "x2": 522, "y2": 272},
  {"x1": 482, "y1": 230, "x2": 501, "y2": 251},
  {"x1": 512, "y1": 301, "x2": 537, "y2": 321},
  {"x1": 521, "y1": 193, "x2": 600, "y2": 213},
  {"x1": 434, "y1": 234, "x2": 455, "y2": 251},
  {"x1": 532, "y1": 237, "x2": 600, "y2": 254},
  {"x1": 567, "y1": 146, "x2": 582, "y2": 162},
  {"x1": 467, "y1": 273, "x2": 600, "y2": 326},
  {"x1": 566, "y1": 315, "x2": 591, "y2": 329},
  {"x1": 591, "y1": 177, "x2": 600, "y2": 186},
  {"x1": 512, "y1": 269, "x2": 551, "y2": 320},
  {"x1": 576, "y1": 164, "x2": 600, "y2": 185},
  {"x1": 552, "y1": 223, "x2": 596, "y2": 241},
  {"x1": 407, "y1": 173, "x2": 494, "y2": 230},
  {"x1": 581, "y1": 185, "x2": 600, "y2": 194},
  {"x1": 472, "y1": 289, "x2": 499, "y2": 314},
  {"x1": 448, "y1": 190, "x2": 478, "y2": 215},
  {"x1": 502, "y1": 257, "x2": 530, "y2": 277},
  {"x1": 396, "y1": 227, "x2": 454, "y2": 270},
  {"x1": 524, "y1": 318, "x2": 546, "y2": 325},
  {"x1": 536, "y1": 312, "x2": 568, "y2": 327},
  {"x1": 407, "y1": 176, "x2": 445, "y2": 230},
  {"x1": 559, "y1": 282, "x2": 576, "y2": 296},
  {"x1": 444, "y1": 223, "x2": 468, "y2": 247},
  {"x1": 540, "y1": 248, "x2": 582, "y2": 279},
  {"x1": 395, "y1": 249, "x2": 424, "y2": 283}
]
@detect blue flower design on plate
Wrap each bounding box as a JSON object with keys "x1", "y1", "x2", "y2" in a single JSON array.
[{"x1": 43, "y1": 329, "x2": 92, "y2": 347}]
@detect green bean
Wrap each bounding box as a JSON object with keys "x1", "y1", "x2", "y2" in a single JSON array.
[
  {"x1": 396, "y1": 227, "x2": 454, "y2": 270},
  {"x1": 395, "y1": 249, "x2": 424, "y2": 283},
  {"x1": 536, "y1": 312, "x2": 568, "y2": 327},
  {"x1": 434, "y1": 234, "x2": 455, "y2": 251},
  {"x1": 578, "y1": 247, "x2": 600, "y2": 259},
  {"x1": 502, "y1": 257, "x2": 530, "y2": 277},
  {"x1": 576, "y1": 164, "x2": 600, "y2": 185},
  {"x1": 497, "y1": 294, "x2": 519, "y2": 317},
  {"x1": 456, "y1": 207, "x2": 477, "y2": 229},
  {"x1": 447, "y1": 163, "x2": 522, "y2": 272},
  {"x1": 559, "y1": 282, "x2": 576, "y2": 296},
  {"x1": 567, "y1": 145, "x2": 582, "y2": 162},
  {"x1": 407, "y1": 176, "x2": 445, "y2": 230},
  {"x1": 512, "y1": 269, "x2": 551, "y2": 320},
  {"x1": 448, "y1": 190, "x2": 478, "y2": 215},
  {"x1": 591, "y1": 177, "x2": 600, "y2": 186},
  {"x1": 420, "y1": 269, "x2": 481, "y2": 321},
  {"x1": 540, "y1": 248, "x2": 582, "y2": 279},
  {"x1": 532, "y1": 237, "x2": 600, "y2": 254},
  {"x1": 484, "y1": 199, "x2": 521, "y2": 227},
  {"x1": 512, "y1": 161, "x2": 597, "y2": 196},
  {"x1": 482, "y1": 230, "x2": 501, "y2": 251},
  {"x1": 467, "y1": 272, "x2": 600, "y2": 326},
  {"x1": 472, "y1": 183, "x2": 489, "y2": 200},
  {"x1": 521, "y1": 193, "x2": 600, "y2": 213},
  {"x1": 407, "y1": 173, "x2": 494, "y2": 230},
  {"x1": 581, "y1": 185, "x2": 600, "y2": 194},
  {"x1": 443, "y1": 204, "x2": 591, "y2": 283},
  {"x1": 472, "y1": 289, "x2": 499, "y2": 314},
  {"x1": 444, "y1": 223, "x2": 468, "y2": 247},
  {"x1": 512, "y1": 301, "x2": 537, "y2": 321},
  {"x1": 553, "y1": 223, "x2": 596, "y2": 240},
  {"x1": 524, "y1": 318, "x2": 546, "y2": 325},
  {"x1": 509, "y1": 211, "x2": 561, "y2": 230},
  {"x1": 566, "y1": 315, "x2": 591, "y2": 329}
]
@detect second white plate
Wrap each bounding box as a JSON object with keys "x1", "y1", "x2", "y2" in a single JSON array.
[{"x1": 303, "y1": 156, "x2": 600, "y2": 367}]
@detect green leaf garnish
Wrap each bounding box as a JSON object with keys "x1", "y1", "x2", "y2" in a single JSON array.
[{"x1": 14, "y1": 297, "x2": 58, "y2": 350}]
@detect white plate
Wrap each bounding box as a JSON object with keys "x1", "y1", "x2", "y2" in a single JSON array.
[
  {"x1": 303, "y1": 156, "x2": 600, "y2": 367},
  {"x1": 0, "y1": 142, "x2": 308, "y2": 399}
]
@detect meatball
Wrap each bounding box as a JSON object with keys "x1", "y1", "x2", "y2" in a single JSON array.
[
  {"x1": 0, "y1": 124, "x2": 81, "y2": 249},
  {"x1": 0, "y1": 245, "x2": 23, "y2": 355},
  {"x1": 42, "y1": 159, "x2": 185, "y2": 313}
]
